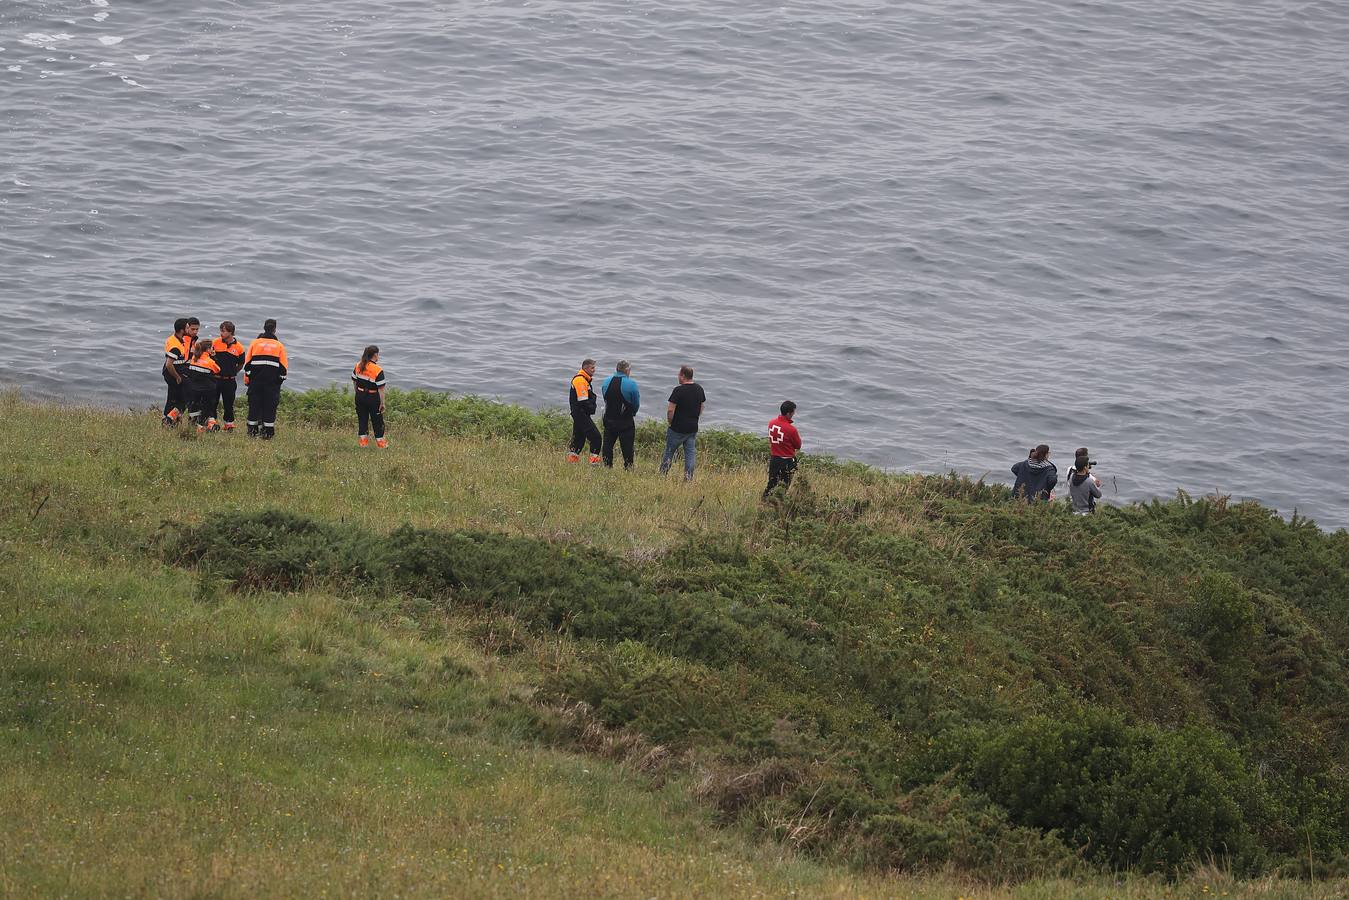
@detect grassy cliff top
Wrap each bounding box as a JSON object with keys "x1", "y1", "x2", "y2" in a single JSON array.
[{"x1": 2, "y1": 390, "x2": 1347, "y2": 897}]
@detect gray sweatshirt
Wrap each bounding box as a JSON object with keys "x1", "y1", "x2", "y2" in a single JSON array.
[{"x1": 1068, "y1": 471, "x2": 1102, "y2": 514}]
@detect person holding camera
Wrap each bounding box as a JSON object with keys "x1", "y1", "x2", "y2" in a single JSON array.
[{"x1": 1067, "y1": 452, "x2": 1102, "y2": 515}]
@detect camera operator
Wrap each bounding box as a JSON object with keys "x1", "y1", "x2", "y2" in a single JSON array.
[{"x1": 1068, "y1": 450, "x2": 1102, "y2": 515}]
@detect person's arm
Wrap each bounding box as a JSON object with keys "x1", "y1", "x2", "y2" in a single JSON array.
[
  {"x1": 1090, "y1": 480, "x2": 1102, "y2": 499},
  {"x1": 790, "y1": 424, "x2": 802, "y2": 451},
  {"x1": 666, "y1": 401, "x2": 676, "y2": 425},
  {"x1": 163, "y1": 355, "x2": 181, "y2": 383},
  {"x1": 277, "y1": 344, "x2": 289, "y2": 381},
  {"x1": 378, "y1": 385, "x2": 386, "y2": 414},
  {"x1": 627, "y1": 379, "x2": 640, "y2": 414}
]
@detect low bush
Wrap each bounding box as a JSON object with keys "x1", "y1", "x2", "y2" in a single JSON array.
[{"x1": 957, "y1": 707, "x2": 1265, "y2": 874}]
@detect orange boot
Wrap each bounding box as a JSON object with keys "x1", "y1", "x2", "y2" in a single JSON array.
[
  {"x1": 375, "y1": 437, "x2": 388, "y2": 449},
  {"x1": 359, "y1": 436, "x2": 370, "y2": 448}
]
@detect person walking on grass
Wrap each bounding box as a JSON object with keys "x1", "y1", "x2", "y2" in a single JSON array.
[
  {"x1": 601, "y1": 359, "x2": 640, "y2": 469},
  {"x1": 1011, "y1": 444, "x2": 1057, "y2": 502},
  {"x1": 567, "y1": 358, "x2": 601, "y2": 464},
  {"x1": 353, "y1": 345, "x2": 388, "y2": 448},
  {"x1": 244, "y1": 318, "x2": 288, "y2": 440},
  {"x1": 660, "y1": 365, "x2": 705, "y2": 481},
  {"x1": 210, "y1": 321, "x2": 245, "y2": 432},
  {"x1": 184, "y1": 339, "x2": 221, "y2": 432},
  {"x1": 161, "y1": 317, "x2": 191, "y2": 426},
  {"x1": 764, "y1": 400, "x2": 801, "y2": 499}
]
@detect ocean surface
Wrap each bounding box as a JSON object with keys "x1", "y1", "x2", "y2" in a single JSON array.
[{"x1": 2, "y1": 0, "x2": 1347, "y2": 527}]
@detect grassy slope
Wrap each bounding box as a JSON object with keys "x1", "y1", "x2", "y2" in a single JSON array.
[{"x1": 1, "y1": 392, "x2": 1346, "y2": 897}]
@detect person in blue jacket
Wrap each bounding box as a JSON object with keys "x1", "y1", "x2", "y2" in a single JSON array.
[
  {"x1": 1011, "y1": 444, "x2": 1058, "y2": 502},
  {"x1": 601, "y1": 359, "x2": 640, "y2": 469}
]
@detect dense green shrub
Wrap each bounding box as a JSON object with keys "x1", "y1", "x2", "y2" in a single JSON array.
[
  {"x1": 167, "y1": 510, "x2": 640, "y2": 626},
  {"x1": 958, "y1": 707, "x2": 1265, "y2": 873}
]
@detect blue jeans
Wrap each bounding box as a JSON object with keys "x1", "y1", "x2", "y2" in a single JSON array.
[{"x1": 659, "y1": 429, "x2": 696, "y2": 480}]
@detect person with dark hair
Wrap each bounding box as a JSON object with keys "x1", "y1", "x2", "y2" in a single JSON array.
[
  {"x1": 1067, "y1": 456, "x2": 1102, "y2": 515},
  {"x1": 763, "y1": 400, "x2": 802, "y2": 498},
  {"x1": 210, "y1": 321, "x2": 245, "y2": 431},
  {"x1": 567, "y1": 358, "x2": 601, "y2": 464},
  {"x1": 184, "y1": 339, "x2": 221, "y2": 432},
  {"x1": 660, "y1": 365, "x2": 705, "y2": 481},
  {"x1": 244, "y1": 319, "x2": 288, "y2": 439},
  {"x1": 1011, "y1": 444, "x2": 1058, "y2": 502},
  {"x1": 352, "y1": 345, "x2": 388, "y2": 448},
  {"x1": 161, "y1": 317, "x2": 191, "y2": 426},
  {"x1": 601, "y1": 360, "x2": 640, "y2": 469}
]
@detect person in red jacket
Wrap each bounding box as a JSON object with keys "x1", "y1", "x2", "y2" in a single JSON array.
[{"x1": 763, "y1": 400, "x2": 802, "y2": 499}]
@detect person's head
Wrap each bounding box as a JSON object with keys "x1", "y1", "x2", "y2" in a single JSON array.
[
  {"x1": 220, "y1": 320, "x2": 236, "y2": 340},
  {"x1": 186, "y1": 317, "x2": 200, "y2": 337},
  {"x1": 1031, "y1": 444, "x2": 1051, "y2": 461},
  {"x1": 678, "y1": 365, "x2": 694, "y2": 384},
  {"x1": 780, "y1": 400, "x2": 797, "y2": 420},
  {"x1": 360, "y1": 344, "x2": 380, "y2": 369},
  {"x1": 1075, "y1": 447, "x2": 1089, "y2": 461},
  {"x1": 173, "y1": 317, "x2": 188, "y2": 336},
  {"x1": 263, "y1": 318, "x2": 277, "y2": 336},
  {"x1": 615, "y1": 359, "x2": 631, "y2": 375},
  {"x1": 581, "y1": 358, "x2": 596, "y2": 376},
  {"x1": 192, "y1": 339, "x2": 212, "y2": 357},
  {"x1": 1074, "y1": 458, "x2": 1091, "y2": 474}
]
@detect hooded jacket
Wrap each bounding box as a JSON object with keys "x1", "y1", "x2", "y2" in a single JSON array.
[
  {"x1": 1011, "y1": 456, "x2": 1058, "y2": 502},
  {"x1": 1068, "y1": 470, "x2": 1102, "y2": 514}
]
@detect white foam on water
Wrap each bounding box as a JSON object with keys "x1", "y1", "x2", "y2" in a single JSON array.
[
  {"x1": 98, "y1": 36, "x2": 123, "y2": 46},
  {"x1": 118, "y1": 75, "x2": 140, "y2": 87},
  {"x1": 21, "y1": 33, "x2": 74, "y2": 48},
  {"x1": 134, "y1": 53, "x2": 150, "y2": 61},
  {"x1": 93, "y1": 12, "x2": 109, "y2": 22},
  {"x1": 12, "y1": 178, "x2": 30, "y2": 186},
  {"x1": 91, "y1": 0, "x2": 110, "y2": 7},
  {"x1": 6, "y1": 65, "x2": 21, "y2": 73}
]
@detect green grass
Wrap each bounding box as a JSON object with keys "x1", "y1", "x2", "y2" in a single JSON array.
[{"x1": 1, "y1": 390, "x2": 1346, "y2": 897}]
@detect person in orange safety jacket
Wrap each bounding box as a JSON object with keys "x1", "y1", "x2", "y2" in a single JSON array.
[{"x1": 244, "y1": 318, "x2": 288, "y2": 439}]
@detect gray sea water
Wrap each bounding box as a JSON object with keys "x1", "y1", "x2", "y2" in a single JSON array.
[{"x1": 2, "y1": 0, "x2": 1347, "y2": 527}]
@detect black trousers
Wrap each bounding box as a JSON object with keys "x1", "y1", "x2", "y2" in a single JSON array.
[
  {"x1": 247, "y1": 381, "x2": 281, "y2": 437},
  {"x1": 602, "y1": 419, "x2": 635, "y2": 469},
  {"x1": 162, "y1": 371, "x2": 186, "y2": 420},
  {"x1": 214, "y1": 379, "x2": 238, "y2": 423},
  {"x1": 569, "y1": 411, "x2": 601, "y2": 455},
  {"x1": 356, "y1": 393, "x2": 385, "y2": 439},
  {"x1": 764, "y1": 456, "x2": 798, "y2": 497},
  {"x1": 187, "y1": 380, "x2": 217, "y2": 424}
]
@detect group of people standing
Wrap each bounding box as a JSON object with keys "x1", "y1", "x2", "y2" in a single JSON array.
[
  {"x1": 567, "y1": 359, "x2": 801, "y2": 498},
  {"x1": 158, "y1": 321, "x2": 1101, "y2": 509},
  {"x1": 161, "y1": 317, "x2": 287, "y2": 438},
  {"x1": 1011, "y1": 445, "x2": 1103, "y2": 514},
  {"x1": 161, "y1": 317, "x2": 389, "y2": 447}
]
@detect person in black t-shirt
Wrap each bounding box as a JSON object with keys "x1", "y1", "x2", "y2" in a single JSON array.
[{"x1": 659, "y1": 365, "x2": 706, "y2": 481}]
